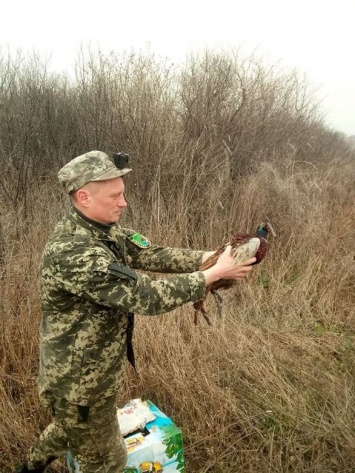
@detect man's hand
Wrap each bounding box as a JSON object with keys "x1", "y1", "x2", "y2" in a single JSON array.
[{"x1": 202, "y1": 245, "x2": 255, "y2": 286}]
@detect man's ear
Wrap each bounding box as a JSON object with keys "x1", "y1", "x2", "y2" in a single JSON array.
[{"x1": 76, "y1": 189, "x2": 91, "y2": 207}]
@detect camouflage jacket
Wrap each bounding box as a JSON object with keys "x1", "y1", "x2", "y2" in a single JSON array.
[{"x1": 38, "y1": 208, "x2": 206, "y2": 406}]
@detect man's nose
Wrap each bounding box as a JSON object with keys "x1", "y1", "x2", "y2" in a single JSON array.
[{"x1": 119, "y1": 196, "x2": 127, "y2": 207}]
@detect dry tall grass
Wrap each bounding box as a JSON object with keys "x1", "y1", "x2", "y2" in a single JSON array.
[{"x1": 0, "y1": 48, "x2": 354, "y2": 472}]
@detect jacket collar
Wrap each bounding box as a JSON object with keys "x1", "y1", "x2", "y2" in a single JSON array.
[{"x1": 69, "y1": 206, "x2": 122, "y2": 242}]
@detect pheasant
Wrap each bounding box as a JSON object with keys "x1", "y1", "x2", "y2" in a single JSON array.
[{"x1": 193, "y1": 222, "x2": 275, "y2": 325}]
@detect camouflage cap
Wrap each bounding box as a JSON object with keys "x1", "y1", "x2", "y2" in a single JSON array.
[{"x1": 58, "y1": 150, "x2": 132, "y2": 193}]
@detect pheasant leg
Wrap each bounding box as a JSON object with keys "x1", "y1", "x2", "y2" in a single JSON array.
[
  {"x1": 194, "y1": 306, "x2": 213, "y2": 326},
  {"x1": 211, "y1": 289, "x2": 224, "y2": 318}
]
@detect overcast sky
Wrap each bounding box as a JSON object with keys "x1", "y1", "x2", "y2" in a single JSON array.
[{"x1": 1, "y1": 0, "x2": 354, "y2": 136}]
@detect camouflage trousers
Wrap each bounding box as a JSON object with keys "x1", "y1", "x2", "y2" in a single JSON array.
[{"x1": 28, "y1": 394, "x2": 127, "y2": 473}]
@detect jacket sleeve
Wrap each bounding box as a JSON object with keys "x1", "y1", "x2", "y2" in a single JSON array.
[
  {"x1": 120, "y1": 228, "x2": 205, "y2": 273},
  {"x1": 47, "y1": 245, "x2": 206, "y2": 316}
]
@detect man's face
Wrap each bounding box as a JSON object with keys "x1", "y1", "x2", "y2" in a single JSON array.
[{"x1": 83, "y1": 177, "x2": 127, "y2": 224}]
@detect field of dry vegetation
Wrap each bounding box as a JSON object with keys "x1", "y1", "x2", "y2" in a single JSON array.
[{"x1": 0, "y1": 47, "x2": 354, "y2": 472}]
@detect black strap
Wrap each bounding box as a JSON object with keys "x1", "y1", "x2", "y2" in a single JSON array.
[
  {"x1": 127, "y1": 312, "x2": 136, "y2": 370},
  {"x1": 78, "y1": 405, "x2": 90, "y2": 422}
]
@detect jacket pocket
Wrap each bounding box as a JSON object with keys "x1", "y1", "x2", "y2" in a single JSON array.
[{"x1": 78, "y1": 340, "x2": 126, "y2": 397}]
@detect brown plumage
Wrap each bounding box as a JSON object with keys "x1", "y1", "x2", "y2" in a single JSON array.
[{"x1": 193, "y1": 222, "x2": 275, "y2": 325}]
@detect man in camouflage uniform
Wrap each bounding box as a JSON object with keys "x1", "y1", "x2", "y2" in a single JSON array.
[{"x1": 17, "y1": 151, "x2": 255, "y2": 473}]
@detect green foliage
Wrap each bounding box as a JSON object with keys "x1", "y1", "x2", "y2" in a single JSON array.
[
  {"x1": 258, "y1": 271, "x2": 270, "y2": 289},
  {"x1": 314, "y1": 321, "x2": 341, "y2": 335},
  {"x1": 161, "y1": 424, "x2": 185, "y2": 472}
]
